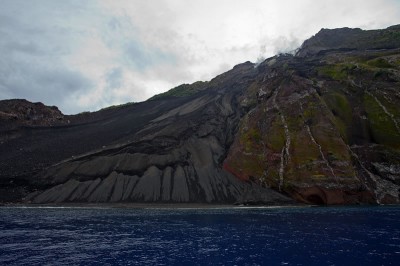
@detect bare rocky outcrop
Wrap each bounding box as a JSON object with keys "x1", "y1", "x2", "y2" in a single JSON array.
[
  {"x1": 296, "y1": 24, "x2": 400, "y2": 57},
  {"x1": 0, "y1": 99, "x2": 65, "y2": 127},
  {"x1": 0, "y1": 99, "x2": 66, "y2": 143}
]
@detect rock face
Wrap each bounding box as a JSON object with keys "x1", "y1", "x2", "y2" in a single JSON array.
[
  {"x1": 0, "y1": 99, "x2": 66, "y2": 141},
  {"x1": 1, "y1": 25, "x2": 400, "y2": 205},
  {"x1": 224, "y1": 26, "x2": 400, "y2": 204},
  {"x1": 296, "y1": 25, "x2": 400, "y2": 57}
]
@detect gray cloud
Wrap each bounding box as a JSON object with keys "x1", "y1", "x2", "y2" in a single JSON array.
[
  {"x1": 0, "y1": 56, "x2": 92, "y2": 112},
  {"x1": 272, "y1": 36, "x2": 302, "y2": 55},
  {"x1": 124, "y1": 40, "x2": 177, "y2": 71},
  {"x1": 0, "y1": 0, "x2": 97, "y2": 113},
  {"x1": 106, "y1": 68, "x2": 123, "y2": 90},
  {"x1": 0, "y1": 0, "x2": 399, "y2": 114}
]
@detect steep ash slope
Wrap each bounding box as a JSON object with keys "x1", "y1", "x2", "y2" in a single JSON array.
[
  {"x1": 0, "y1": 97, "x2": 199, "y2": 201},
  {"x1": 0, "y1": 62, "x2": 291, "y2": 204}
]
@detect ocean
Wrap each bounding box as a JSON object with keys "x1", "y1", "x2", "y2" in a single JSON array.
[{"x1": 0, "y1": 205, "x2": 399, "y2": 265}]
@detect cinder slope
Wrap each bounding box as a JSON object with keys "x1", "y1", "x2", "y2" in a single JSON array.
[{"x1": 20, "y1": 62, "x2": 291, "y2": 204}]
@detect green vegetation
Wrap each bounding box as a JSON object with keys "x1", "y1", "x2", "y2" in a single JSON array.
[
  {"x1": 319, "y1": 51, "x2": 399, "y2": 82},
  {"x1": 318, "y1": 64, "x2": 354, "y2": 80},
  {"x1": 77, "y1": 111, "x2": 91, "y2": 115},
  {"x1": 322, "y1": 92, "x2": 352, "y2": 140},
  {"x1": 364, "y1": 92, "x2": 400, "y2": 149},
  {"x1": 266, "y1": 118, "x2": 285, "y2": 151},
  {"x1": 310, "y1": 174, "x2": 327, "y2": 181},
  {"x1": 302, "y1": 100, "x2": 317, "y2": 121},
  {"x1": 99, "y1": 102, "x2": 135, "y2": 111},
  {"x1": 341, "y1": 28, "x2": 400, "y2": 50},
  {"x1": 149, "y1": 81, "x2": 208, "y2": 100},
  {"x1": 366, "y1": 58, "x2": 394, "y2": 68},
  {"x1": 289, "y1": 132, "x2": 319, "y2": 166},
  {"x1": 242, "y1": 128, "x2": 262, "y2": 152}
]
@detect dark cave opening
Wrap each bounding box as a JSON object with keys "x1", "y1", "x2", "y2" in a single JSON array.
[{"x1": 306, "y1": 194, "x2": 326, "y2": 205}]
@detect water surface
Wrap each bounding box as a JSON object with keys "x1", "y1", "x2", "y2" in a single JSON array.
[{"x1": 0, "y1": 206, "x2": 399, "y2": 265}]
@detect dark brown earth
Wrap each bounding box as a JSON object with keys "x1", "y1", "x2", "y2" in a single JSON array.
[{"x1": 1, "y1": 25, "x2": 400, "y2": 205}]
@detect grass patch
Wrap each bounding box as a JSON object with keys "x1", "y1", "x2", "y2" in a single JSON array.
[
  {"x1": 99, "y1": 102, "x2": 135, "y2": 111},
  {"x1": 318, "y1": 64, "x2": 355, "y2": 80},
  {"x1": 149, "y1": 81, "x2": 208, "y2": 100},
  {"x1": 322, "y1": 92, "x2": 352, "y2": 140},
  {"x1": 364, "y1": 92, "x2": 400, "y2": 149},
  {"x1": 367, "y1": 58, "x2": 394, "y2": 68},
  {"x1": 266, "y1": 118, "x2": 285, "y2": 152},
  {"x1": 241, "y1": 127, "x2": 262, "y2": 153}
]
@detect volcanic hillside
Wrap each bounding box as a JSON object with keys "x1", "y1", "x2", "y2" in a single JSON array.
[{"x1": 1, "y1": 25, "x2": 400, "y2": 205}]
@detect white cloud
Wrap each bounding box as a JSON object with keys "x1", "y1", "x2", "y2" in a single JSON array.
[{"x1": 0, "y1": 0, "x2": 399, "y2": 114}]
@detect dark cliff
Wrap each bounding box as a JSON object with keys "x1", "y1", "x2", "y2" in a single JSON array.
[{"x1": 1, "y1": 25, "x2": 400, "y2": 205}]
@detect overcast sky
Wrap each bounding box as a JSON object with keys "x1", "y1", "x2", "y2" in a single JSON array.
[{"x1": 1, "y1": 0, "x2": 399, "y2": 114}]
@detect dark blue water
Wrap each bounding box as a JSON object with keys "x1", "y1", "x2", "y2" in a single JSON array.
[{"x1": 0, "y1": 206, "x2": 399, "y2": 265}]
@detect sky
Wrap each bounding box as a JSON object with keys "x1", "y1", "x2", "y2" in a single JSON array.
[{"x1": 0, "y1": 0, "x2": 399, "y2": 114}]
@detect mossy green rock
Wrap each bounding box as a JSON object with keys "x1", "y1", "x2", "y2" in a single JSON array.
[{"x1": 224, "y1": 25, "x2": 400, "y2": 204}]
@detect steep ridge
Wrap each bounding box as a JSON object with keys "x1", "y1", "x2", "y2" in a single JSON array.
[
  {"x1": 224, "y1": 26, "x2": 400, "y2": 204},
  {"x1": 1, "y1": 25, "x2": 400, "y2": 205},
  {"x1": 296, "y1": 24, "x2": 400, "y2": 57}
]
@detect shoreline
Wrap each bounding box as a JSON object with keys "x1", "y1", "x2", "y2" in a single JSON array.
[{"x1": 0, "y1": 202, "x2": 309, "y2": 209}]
